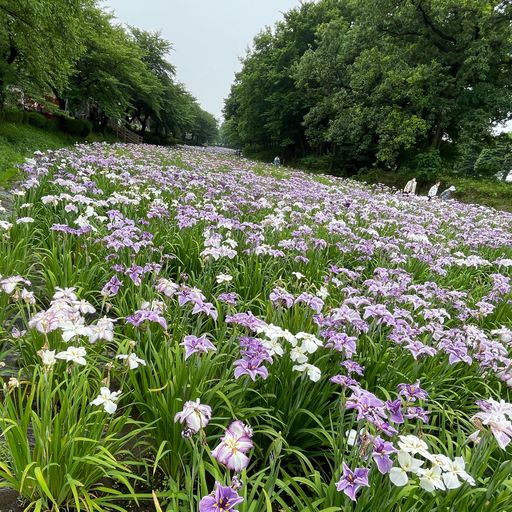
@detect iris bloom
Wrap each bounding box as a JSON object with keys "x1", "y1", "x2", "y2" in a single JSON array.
[
  {"x1": 418, "y1": 466, "x2": 445, "y2": 492},
  {"x1": 55, "y1": 346, "x2": 87, "y2": 365},
  {"x1": 372, "y1": 436, "x2": 397, "y2": 474},
  {"x1": 335, "y1": 463, "x2": 369, "y2": 501},
  {"x1": 38, "y1": 349, "x2": 56, "y2": 367},
  {"x1": 199, "y1": 482, "x2": 243, "y2": 512},
  {"x1": 389, "y1": 451, "x2": 423, "y2": 487},
  {"x1": 181, "y1": 335, "x2": 217, "y2": 359},
  {"x1": 174, "y1": 399, "x2": 212, "y2": 433},
  {"x1": 216, "y1": 273, "x2": 233, "y2": 284},
  {"x1": 211, "y1": 421, "x2": 253, "y2": 471},
  {"x1": 117, "y1": 353, "x2": 146, "y2": 369},
  {"x1": 91, "y1": 387, "x2": 121, "y2": 414}
]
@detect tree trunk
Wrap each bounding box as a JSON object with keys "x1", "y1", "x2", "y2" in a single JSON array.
[{"x1": 430, "y1": 122, "x2": 444, "y2": 150}]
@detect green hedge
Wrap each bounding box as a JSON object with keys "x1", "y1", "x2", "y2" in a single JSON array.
[
  {"x1": 59, "y1": 117, "x2": 92, "y2": 137},
  {"x1": 1, "y1": 108, "x2": 92, "y2": 137}
]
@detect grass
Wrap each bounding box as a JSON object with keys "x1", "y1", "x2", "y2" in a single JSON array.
[
  {"x1": 0, "y1": 121, "x2": 117, "y2": 188},
  {"x1": 355, "y1": 168, "x2": 512, "y2": 212}
]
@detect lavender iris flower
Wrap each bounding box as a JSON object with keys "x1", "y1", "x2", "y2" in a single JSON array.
[
  {"x1": 397, "y1": 381, "x2": 429, "y2": 402},
  {"x1": 181, "y1": 335, "x2": 216, "y2": 359},
  {"x1": 211, "y1": 421, "x2": 253, "y2": 472},
  {"x1": 335, "y1": 463, "x2": 370, "y2": 501},
  {"x1": 371, "y1": 437, "x2": 397, "y2": 474},
  {"x1": 199, "y1": 482, "x2": 243, "y2": 512}
]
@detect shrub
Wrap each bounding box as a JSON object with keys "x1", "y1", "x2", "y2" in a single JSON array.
[
  {"x1": 26, "y1": 112, "x2": 49, "y2": 130},
  {"x1": 0, "y1": 108, "x2": 24, "y2": 124},
  {"x1": 59, "y1": 117, "x2": 92, "y2": 137}
]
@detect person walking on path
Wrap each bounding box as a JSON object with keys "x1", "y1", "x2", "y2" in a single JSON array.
[
  {"x1": 403, "y1": 177, "x2": 417, "y2": 195},
  {"x1": 427, "y1": 181, "x2": 441, "y2": 201},
  {"x1": 439, "y1": 185, "x2": 456, "y2": 200},
  {"x1": 273, "y1": 156, "x2": 281, "y2": 166}
]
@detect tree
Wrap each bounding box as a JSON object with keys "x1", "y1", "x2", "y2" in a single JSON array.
[
  {"x1": 474, "y1": 134, "x2": 512, "y2": 178},
  {"x1": 64, "y1": 7, "x2": 153, "y2": 129},
  {"x1": 226, "y1": 0, "x2": 512, "y2": 174},
  {"x1": 127, "y1": 28, "x2": 175, "y2": 134},
  {"x1": 223, "y1": 1, "x2": 335, "y2": 157},
  {"x1": 0, "y1": 0, "x2": 91, "y2": 107},
  {"x1": 296, "y1": 0, "x2": 512, "y2": 169}
]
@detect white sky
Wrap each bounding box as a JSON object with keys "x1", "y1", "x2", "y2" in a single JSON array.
[{"x1": 103, "y1": 0, "x2": 303, "y2": 121}]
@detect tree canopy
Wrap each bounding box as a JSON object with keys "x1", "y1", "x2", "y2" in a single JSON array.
[
  {"x1": 0, "y1": 0, "x2": 218, "y2": 145},
  {"x1": 224, "y1": 0, "x2": 512, "y2": 174}
]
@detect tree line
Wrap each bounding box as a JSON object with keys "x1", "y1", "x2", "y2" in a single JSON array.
[
  {"x1": 0, "y1": 0, "x2": 218, "y2": 145},
  {"x1": 222, "y1": 0, "x2": 512, "y2": 179}
]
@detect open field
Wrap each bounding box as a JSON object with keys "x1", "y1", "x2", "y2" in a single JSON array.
[{"x1": 0, "y1": 144, "x2": 511, "y2": 511}]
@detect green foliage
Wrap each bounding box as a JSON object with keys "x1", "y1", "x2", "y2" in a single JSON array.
[
  {"x1": 25, "y1": 112, "x2": 48, "y2": 130},
  {"x1": 474, "y1": 135, "x2": 512, "y2": 179},
  {"x1": 59, "y1": 117, "x2": 92, "y2": 137},
  {"x1": 225, "y1": 0, "x2": 512, "y2": 177},
  {"x1": 0, "y1": 1, "x2": 218, "y2": 145},
  {"x1": 0, "y1": 0, "x2": 92, "y2": 102},
  {"x1": 0, "y1": 120, "x2": 112, "y2": 187},
  {"x1": 0, "y1": 367, "x2": 143, "y2": 511}
]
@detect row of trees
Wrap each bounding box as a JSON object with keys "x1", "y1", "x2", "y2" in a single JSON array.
[
  {"x1": 223, "y1": 0, "x2": 512, "y2": 177},
  {"x1": 0, "y1": 0, "x2": 218, "y2": 144}
]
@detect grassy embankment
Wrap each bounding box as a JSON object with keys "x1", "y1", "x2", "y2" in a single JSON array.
[
  {"x1": 243, "y1": 149, "x2": 512, "y2": 213},
  {"x1": 0, "y1": 121, "x2": 117, "y2": 189}
]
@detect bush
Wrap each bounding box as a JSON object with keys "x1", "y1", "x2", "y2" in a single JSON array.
[
  {"x1": 26, "y1": 112, "x2": 49, "y2": 130},
  {"x1": 46, "y1": 119, "x2": 60, "y2": 133},
  {"x1": 59, "y1": 117, "x2": 92, "y2": 137},
  {"x1": 0, "y1": 108, "x2": 24, "y2": 124},
  {"x1": 403, "y1": 150, "x2": 443, "y2": 184}
]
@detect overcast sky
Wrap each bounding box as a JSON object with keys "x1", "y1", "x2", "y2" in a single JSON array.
[{"x1": 103, "y1": 0, "x2": 302, "y2": 121}]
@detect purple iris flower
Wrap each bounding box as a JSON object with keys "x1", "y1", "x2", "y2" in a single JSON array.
[
  {"x1": 371, "y1": 437, "x2": 397, "y2": 474},
  {"x1": 218, "y1": 292, "x2": 239, "y2": 305},
  {"x1": 397, "y1": 381, "x2": 429, "y2": 402},
  {"x1": 295, "y1": 293, "x2": 324, "y2": 313},
  {"x1": 225, "y1": 312, "x2": 266, "y2": 332},
  {"x1": 101, "y1": 275, "x2": 122, "y2": 297},
  {"x1": 191, "y1": 300, "x2": 219, "y2": 321},
  {"x1": 234, "y1": 333, "x2": 273, "y2": 380},
  {"x1": 340, "y1": 360, "x2": 365, "y2": 376},
  {"x1": 385, "y1": 399, "x2": 404, "y2": 424},
  {"x1": 405, "y1": 406, "x2": 430, "y2": 423},
  {"x1": 269, "y1": 287, "x2": 294, "y2": 308},
  {"x1": 335, "y1": 463, "x2": 369, "y2": 501},
  {"x1": 126, "y1": 309, "x2": 167, "y2": 330},
  {"x1": 324, "y1": 332, "x2": 357, "y2": 358},
  {"x1": 211, "y1": 421, "x2": 253, "y2": 472},
  {"x1": 233, "y1": 359, "x2": 268, "y2": 381},
  {"x1": 199, "y1": 482, "x2": 243, "y2": 512},
  {"x1": 181, "y1": 335, "x2": 216, "y2": 360},
  {"x1": 346, "y1": 389, "x2": 386, "y2": 421},
  {"x1": 330, "y1": 374, "x2": 359, "y2": 388},
  {"x1": 126, "y1": 265, "x2": 144, "y2": 286},
  {"x1": 373, "y1": 418, "x2": 399, "y2": 437}
]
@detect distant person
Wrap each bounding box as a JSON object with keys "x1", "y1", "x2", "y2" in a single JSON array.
[
  {"x1": 403, "y1": 177, "x2": 417, "y2": 195},
  {"x1": 439, "y1": 185, "x2": 456, "y2": 200},
  {"x1": 427, "y1": 181, "x2": 441, "y2": 201},
  {"x1": 273, "y1": 156, "x2": 281, "y2": 166}
]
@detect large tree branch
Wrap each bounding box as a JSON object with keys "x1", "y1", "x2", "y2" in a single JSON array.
[
  {"x1": 0, "y1": 4, "x2": 34, "y2": 28},
  {"x1": 415, "y1": 2, "x2": 457, "y2": 44}
]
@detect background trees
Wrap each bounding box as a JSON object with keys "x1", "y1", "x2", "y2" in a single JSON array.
[
  {"x1": 0, "y1": 0, "x2": 91, "y2": 106},
  {"x1": 224, "y1": 0, "x2": 512, "y2": 177},
  {"x1": 0, "y1": 0, "x2": 218, "y2": 145}
]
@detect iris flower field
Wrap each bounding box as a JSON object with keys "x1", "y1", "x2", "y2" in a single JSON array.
[{"x1": 0, "y1": 143, "x2": 511, "y2": 511}]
